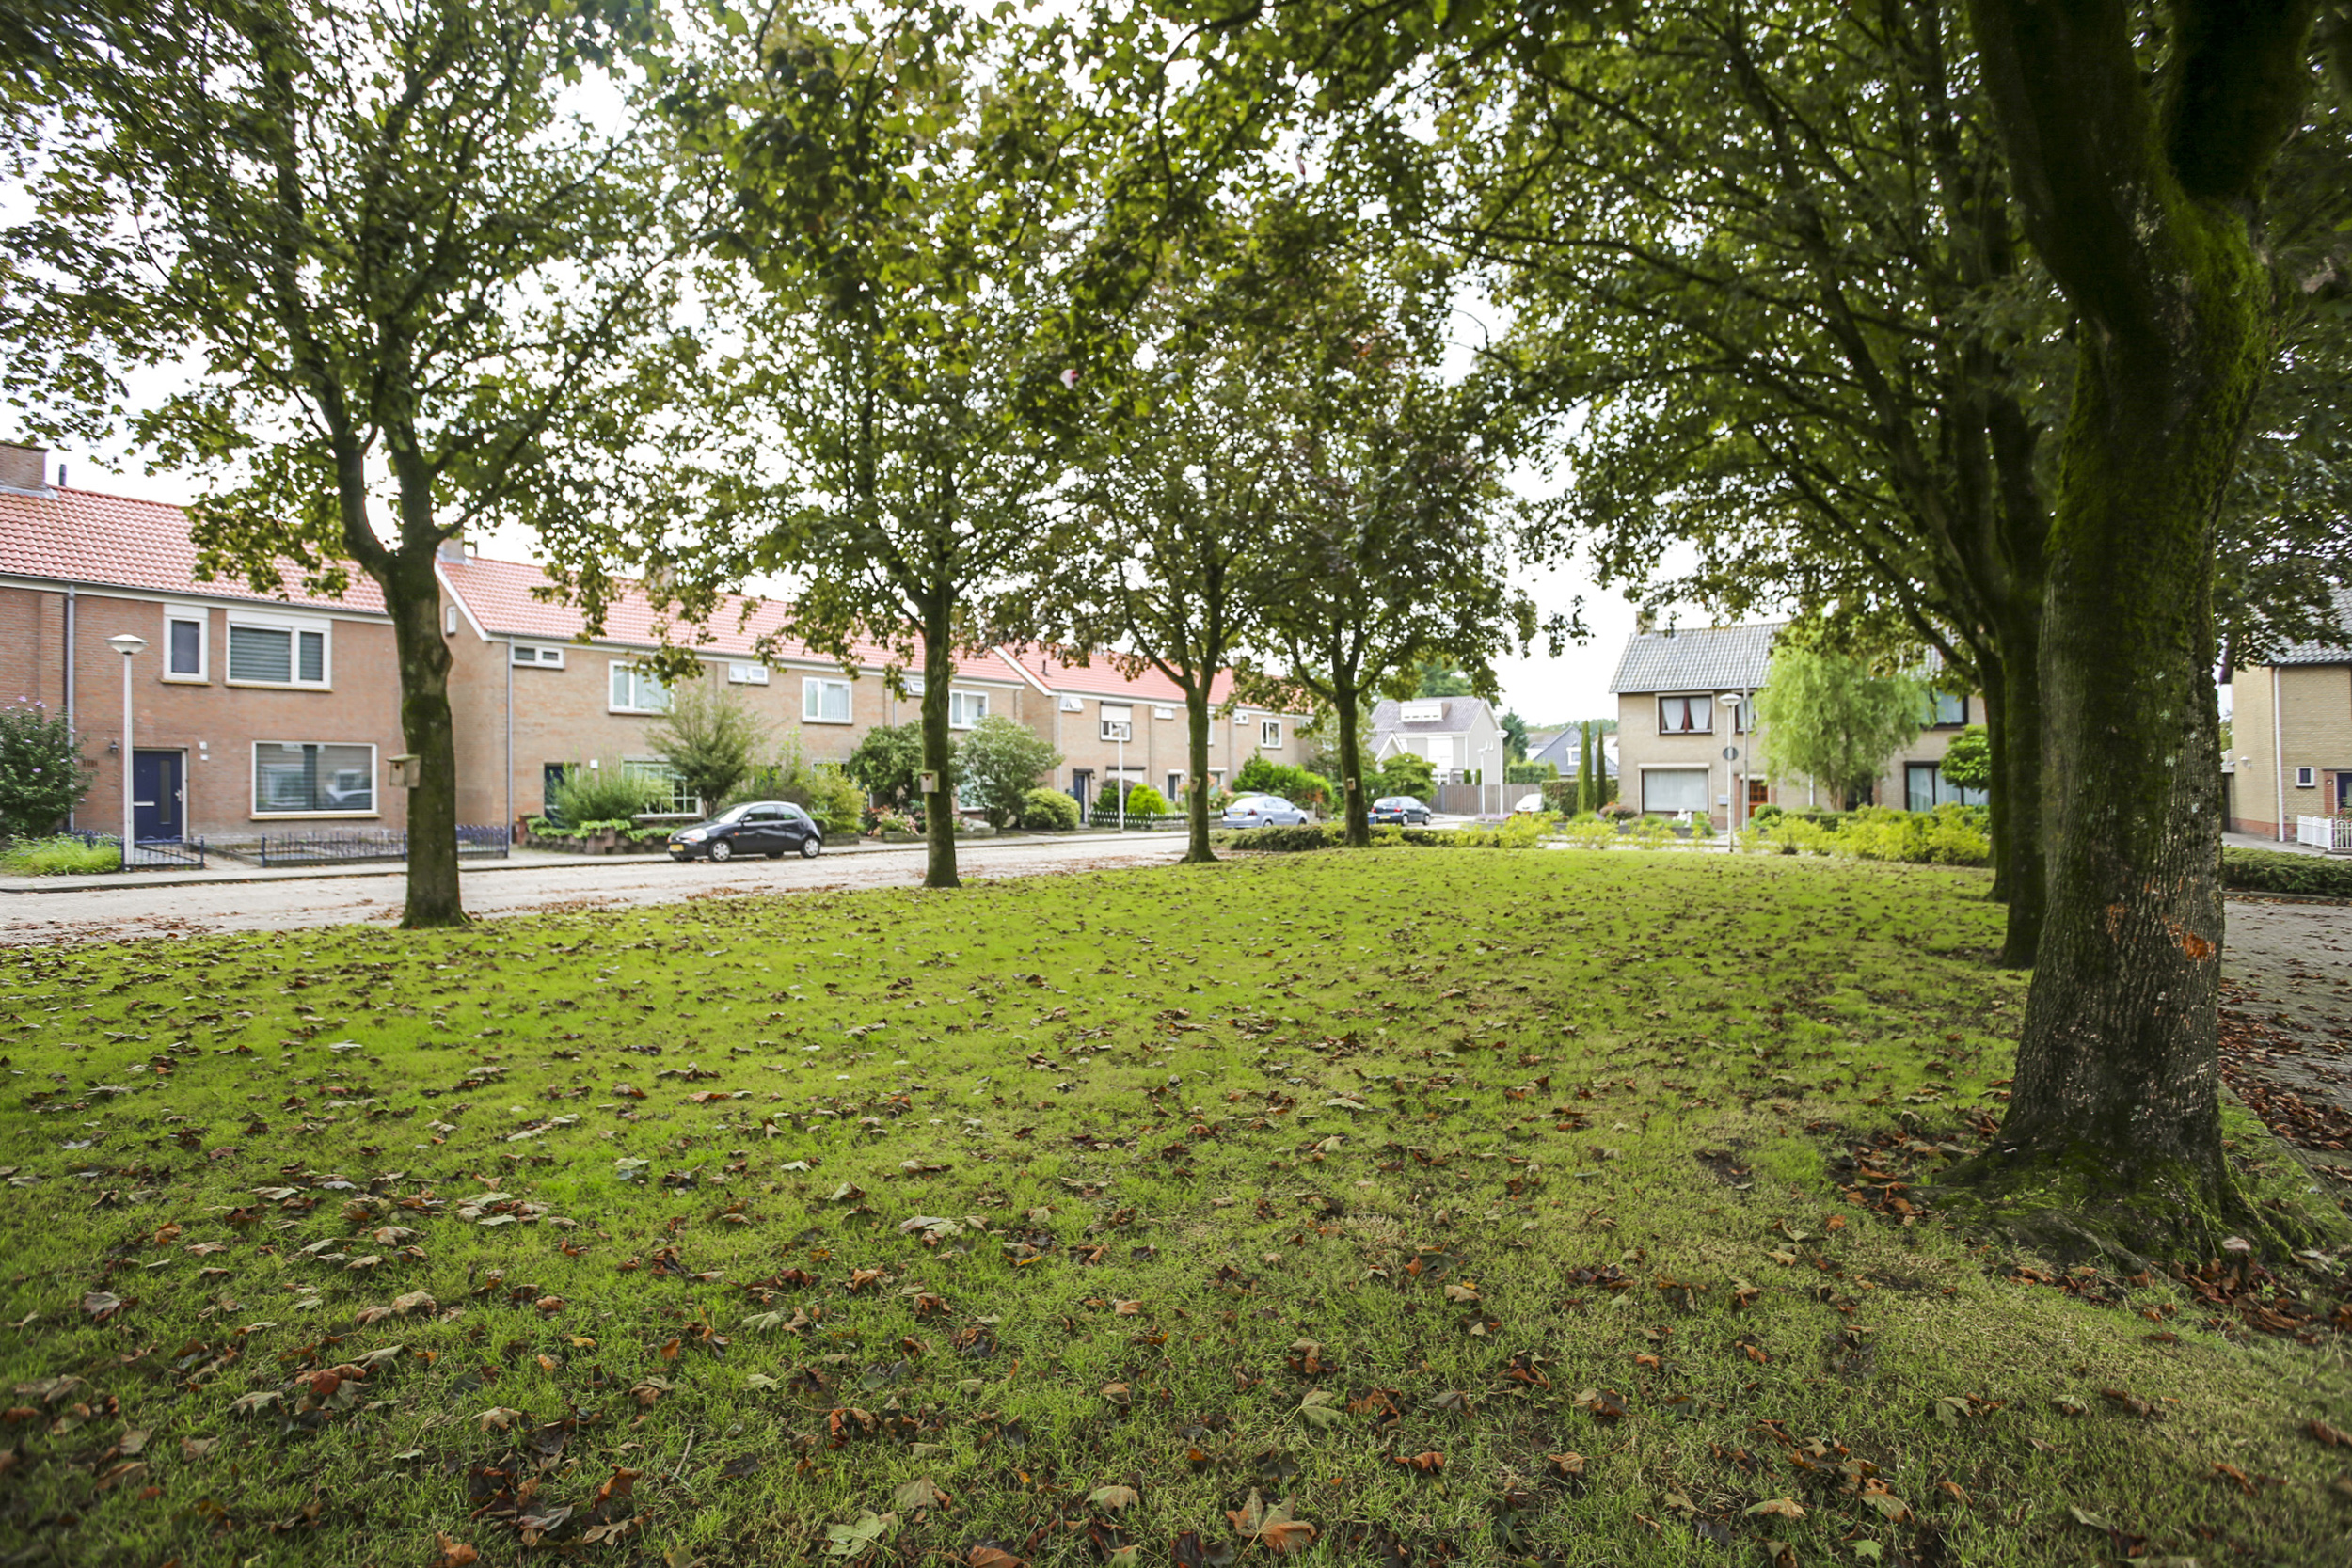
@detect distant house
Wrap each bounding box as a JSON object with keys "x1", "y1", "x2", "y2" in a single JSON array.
[
  {"x1": 1526, "y1": 722, "x2": 1618, "y2": 784},
  {"x1": 1369, "y1": 696, "x2": 1506, "y2": 784},
  {"x1": 1609, "y1": 620, "x2": 1979, "y2": 824},
  {"x1": 2228, "y1": 588, "x2": 2352, "y2": 839},
  {"x1": 0, "y1": 442, "x2": 407, "y2": 840}
]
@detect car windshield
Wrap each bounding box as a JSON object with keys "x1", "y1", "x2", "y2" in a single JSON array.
[{"x1": 710, "y1": 803, "x2": 756, "y2": 824}]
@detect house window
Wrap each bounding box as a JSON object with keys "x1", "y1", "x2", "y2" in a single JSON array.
[
  {"x1": 1153, "y1": 705, "x2": 1173, "y2": 721},
  {"x1": 252, "y1": 742, "x2": 374, "y2": 815},
  {"x1": 1058, "y1": 694, "x2": 1084, "y2": 712},
  {"x1": 512, "y1": 643, "x2": 565, "y2": 668},
  {"x1": 1658, "y1": 695, "x2": 1712, "y2": 734},
  {"x1": 949, "y1": 689, "x2": 989, "y2": 729},
  {"x1": 1261, "y1": 718, "x2": 1283, "y2": 747},
  {"x1": 1640, "y1": 767, "x2": 1709, "y2": 813},
  {"x1": 162, "y1": 607, "x2": 207, "y2": 681},
  {"x1": 725, "y1": 661, "x2": 769, "y2": 685},
  {"x1": 1100, "y1": 703, "x2": 1133, "y2": 741},
  {"x1": 803, "y1": 676, "x2": 852, "y2": 723},
  {"x1": 1167, "y1": 771, "x2": 1184, "y2": 800},
  {"x1": 1728, "y1": 696, "x2": 1756, "y2": 733},
  {"x1": 2296, "y1": 766, "x2": 2316, "y2": 788},
  {"x1": 1233, "y1": 710, "x2": 1251, "y2": 727},
  {"x1": 1905, "y1": 762, "x2": 1987, "y2": 812},
  {"x1": 903, "y1": 674, "x2": 926, "y2": 698},
  {"x1": 626, "y1": 758, "x2": 697, "y2": 814},
  {"x1": 227, "y1": 615, "x2": 329, "y2": 688},
  {"x1": 609, "y1": 661, "x2": 671, "y2": 714},
  {"x1": 1922, "y1": 690, "x2": 1967, "y2": 726}
]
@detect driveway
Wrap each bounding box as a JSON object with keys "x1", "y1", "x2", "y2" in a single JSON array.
[{"x1": 0, "y1": 832, "x2": 1189, "y2": 946}]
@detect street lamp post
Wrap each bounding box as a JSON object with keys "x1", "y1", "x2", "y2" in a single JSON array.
[
  {"x1": 1719, "y1": 690, "x2": 1746, "y2": 848},
  {"x1": 1116, "y1": 725, "x2": 1127, "y2": 831},
  {"x1": 108, "y1": 633, "x2": 147, "y2": 865}
]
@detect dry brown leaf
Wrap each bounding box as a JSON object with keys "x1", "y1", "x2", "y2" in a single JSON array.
[{"x1": 429, "y1": 1535, "x2": 480, "y2": 1568}]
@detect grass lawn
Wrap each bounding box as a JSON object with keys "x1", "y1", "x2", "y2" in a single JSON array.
[{"x1": 3, "y1": 850, "x2": 2348, "y2": 1568}]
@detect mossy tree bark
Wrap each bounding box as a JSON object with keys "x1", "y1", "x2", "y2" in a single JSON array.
[
  {"x1": 379, "y1": 532, "x2": 465, "y2": 928},
  {"x1": 917, "y1": 594, "x2": 960, "y2": 891},
  {"x1": 1964, "y1": 0, "x2": 2315, "y2": 1215}
]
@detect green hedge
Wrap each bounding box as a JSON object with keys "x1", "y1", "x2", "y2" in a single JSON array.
[
  {"x1": 1218, "y1": 819, "x2": 1549, "y2": 853},
  {"x1": 2223, "y1": 847, "x2": 2352, "y2": 898}
]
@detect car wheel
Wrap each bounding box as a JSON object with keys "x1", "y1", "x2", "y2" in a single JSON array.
[
  {"x1": 709, "y1": 839, "x2": 733, "y2": 863},
  {"x1": 800, "y1": 835, "x2": 822, "y2": 859}
]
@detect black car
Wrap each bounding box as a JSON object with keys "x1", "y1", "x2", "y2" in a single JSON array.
[
  {"x1": 668, "y1": 800, "x2": 823, "y2": 862},
  {"x1": 1369, "y1": 795, "x2": 1431, "y2": 826}
]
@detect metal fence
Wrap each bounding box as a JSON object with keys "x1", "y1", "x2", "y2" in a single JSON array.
[
  {"x1": 210, "y1": 824, "x2": 512, "y2": 868},
  {"x1": 50, "y1": 831, "x2": 209, "y2": 871}
]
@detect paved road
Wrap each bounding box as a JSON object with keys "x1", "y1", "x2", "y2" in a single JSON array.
[
  {"x1": 0, "y1": 833, "x2": 1192, "y2": 946},
  {"x1": 2217, "y1": 895, "x2": 2352, "y2": 1182}
]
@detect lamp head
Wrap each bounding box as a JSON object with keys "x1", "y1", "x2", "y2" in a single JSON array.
[{"x1": 107, "y1": 632, "x2": 148, "y2": 657}]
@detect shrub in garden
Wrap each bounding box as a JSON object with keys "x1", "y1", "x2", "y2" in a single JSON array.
[
  {"x1": 956, "y1": 716, "x2": 1061, "y2": 827},
  {"x1": 1234, "y1": 756, "x2": 1336, "y2": 810},
  {"x1": 547, "y1": 765, "x2": 665, "y2": 830},
  {"x1": 1020, "y1": 788, "x2": 1080, "y2": 831},
  {"x1": 0, "y1": 700, "x2": 93, "y2": 841}
]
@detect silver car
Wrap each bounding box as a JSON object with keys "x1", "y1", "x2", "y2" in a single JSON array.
[{"x1": 1219, "y1": 794, "x2": 1311, "y2": 828}]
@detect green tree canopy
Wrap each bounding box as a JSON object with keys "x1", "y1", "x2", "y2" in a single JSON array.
[
  {"x1": 1755, "y1": 644, "x2": 1925, "y2": 810},
  {"x1": 844, "y1": 723, "x2": 929, "y2": 813},
  {"x1": 3, "y1": 0, "x2": 703, "y2": 926},
  {"x1": 648, "y1": 678, "x2": 770, "y2": 814},
  {"x1": 1940, "y1": 725, "x2": 1994, "y2": 797}
]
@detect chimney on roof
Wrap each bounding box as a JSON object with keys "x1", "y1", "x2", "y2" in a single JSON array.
[
  {"x1": 436, "y1": 532, "x2": 469, "y2": 563},
  {"x1": 0, "y1": 442, "x2": 51, "y2": 494}
]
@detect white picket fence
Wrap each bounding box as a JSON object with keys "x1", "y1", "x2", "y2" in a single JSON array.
[{"x1": 2295, "y1": 815, "x2": 2352, "y2": 852}]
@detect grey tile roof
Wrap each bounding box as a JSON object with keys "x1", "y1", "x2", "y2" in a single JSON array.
[
  {"x1": 1369, "y1": 696, "x2": 1494, "y2": 736},
  {"x1": 2268, "y1": 588, "x2": 2352, "y2": 665},
  {"x1": 1609, "y1": 622, "x2": 1785, "y2": 694}
]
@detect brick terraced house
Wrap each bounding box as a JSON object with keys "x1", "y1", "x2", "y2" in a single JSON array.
[{"x1": 0, "y1": 444, "x2": 407, "y2": 840}]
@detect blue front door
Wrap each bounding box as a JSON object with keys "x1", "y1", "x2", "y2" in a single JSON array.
[{"x1": 133, "y1": 750, "x2": 183, "y2": 842}]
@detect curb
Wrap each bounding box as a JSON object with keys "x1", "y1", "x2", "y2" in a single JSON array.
[{"x1": 0, "y1": 830, "x2": 1191, "y2": 895}]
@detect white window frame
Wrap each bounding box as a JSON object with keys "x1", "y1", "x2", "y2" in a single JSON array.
[
  {"x1": 608, "y1": 660, "x2": 672, "y2": 715},
  {"x1": 1099, "y1": 703, "x2": 1134, "y2": 741},
  {"x1": 512, "y1": 642, "x2": 566, "y2": 669},
  {"x1": 1058, "y1": 694, "x2": 1084, "y2": 712},
  {"x1": 1153, "y1": 705, "x2": 1174, "y2": 721},
  {"x1": 2296, "y1": 766, "x2": 2316, "y2": 788},
  {"x1": 624, "y1": 756, "x2": 698, "y2": 815},
  {"x1": 949, "y1": 689, "x2": 989, "y2": 729},
  {"x1": 724, "y1": 660, "x2": 769, "y2": 686},
  {"x1": 250, "y1": 740, "x2": 378, "y2": 818},
  {"x1": 224, "y1": 609, "x2": 333, "y2": 689},
  {"x1": 1233, "y1": 709, "x2": 1251, "y2": 727},
  {"x1": 803, "y1": 676, "x2": 853, "y2": 724},
  {"x1": 160, "y1": 603, "x2": 209, "y2": 683},
  {"x1": 1260, "y1": 718, "x2": 1283, "y2": 748}
]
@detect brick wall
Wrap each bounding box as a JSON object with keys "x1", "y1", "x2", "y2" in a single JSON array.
[
  {"x1": 1616, "y1": 688, "x2": 1976, "y2": 824},
  {"x1": 2230, "y1": 662, "x2": 2352, "y2": 838},
  {"x1": 0, "y1": 584, "x2": 405, "y2": 837},
  {"x1": 1025, "y1": 692, "x2": 1304, "y2": 805}
]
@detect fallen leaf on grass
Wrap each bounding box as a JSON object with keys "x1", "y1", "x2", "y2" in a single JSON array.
[
  {"x1": 893, "y1": 1476, "x2": 951, "y2": 1511},
  {"x1": 1087, "y1": 1483, "x2": 1139, "y2": 1513},
  {"x1": 2309, "y1": 1418, "x2": 2351, "y2": 1448},
  {"x1": 969, "y1": 1549, "x2": 1025, "y2": 1568},
  {"x1": 824, "y1": 1510, "x2": 896, "y2": 1559},
  {"x1": 1296, "y1": 1389, "x2": 1343, "y2": 1430},
  {"x1": 1546, "y1": 1452, "x2": 1585, "y2": 1477},
  {"x1": 2066, "y1": 1504, "x2": 2109, "y2": 1530},
  {"x1": 1744, "y1": 1497, "x2": 1804, "y2": 1519},
  {"x1": 1226, "y1": 1489, "x2": 1316, "y2": 1554},
  {"x1": 428, "y1": 1536, "x2": 479, "y2": 1568}
]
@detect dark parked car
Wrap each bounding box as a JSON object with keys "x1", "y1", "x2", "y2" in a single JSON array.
[
  {"x1": 1370, "y1": 795, "x2": 1431, "y2": 826},
  {"x1": 668, "y1": 801, "x2": 823, "y2": 862},
  {"x1": 1218, "y1": 793, "x2": 1311, "y2": 828}
]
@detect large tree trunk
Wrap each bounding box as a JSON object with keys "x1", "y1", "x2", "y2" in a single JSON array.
[
  {"x1": 1334, "y1": 680, "x2": 1370, "y2": 847},
  {"x1": 1961, "y1": 0, "x2": 2310, "y2": 1239},
  {"x1": 382, "y1": 542, "x2": 466, "y2": 928},
  {"x1": 918, "y1": 599, "x2": 960, "y2": 890},
  {"x1": 1992, "y1": 325, "x2": 2249, "y2": 1202},
  {"x1": 1181, "y1": 687, "x2": 1216, "y2": 864}
]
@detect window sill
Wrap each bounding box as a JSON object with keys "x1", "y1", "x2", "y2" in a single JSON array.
[
  {"x1": 250, "y1": 811, "x2": 382, "y2": 820},
  {"x1": 160, "y1": 674, "x2": 210, "y2": 686},
  {"x1": 608, "y1": 707, "x2": 671, "y2": 717},
  {"x1": 803, "y1": 715, "x2": 853, "y2": 725},
  {"x1": 226, "y1": 679, "x2": 332, "y2": 691}
]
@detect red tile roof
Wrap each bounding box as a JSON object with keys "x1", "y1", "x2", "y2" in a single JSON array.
[
  {"x1": 437, "y1": 554, "x2": 1028, "y2": 684},
  {"x1": 995, "y1": 645, "x2": 1243, "y2": 705},
  {"x1": 0, "y1": 485, "x2": 388, "y2": 613}
]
